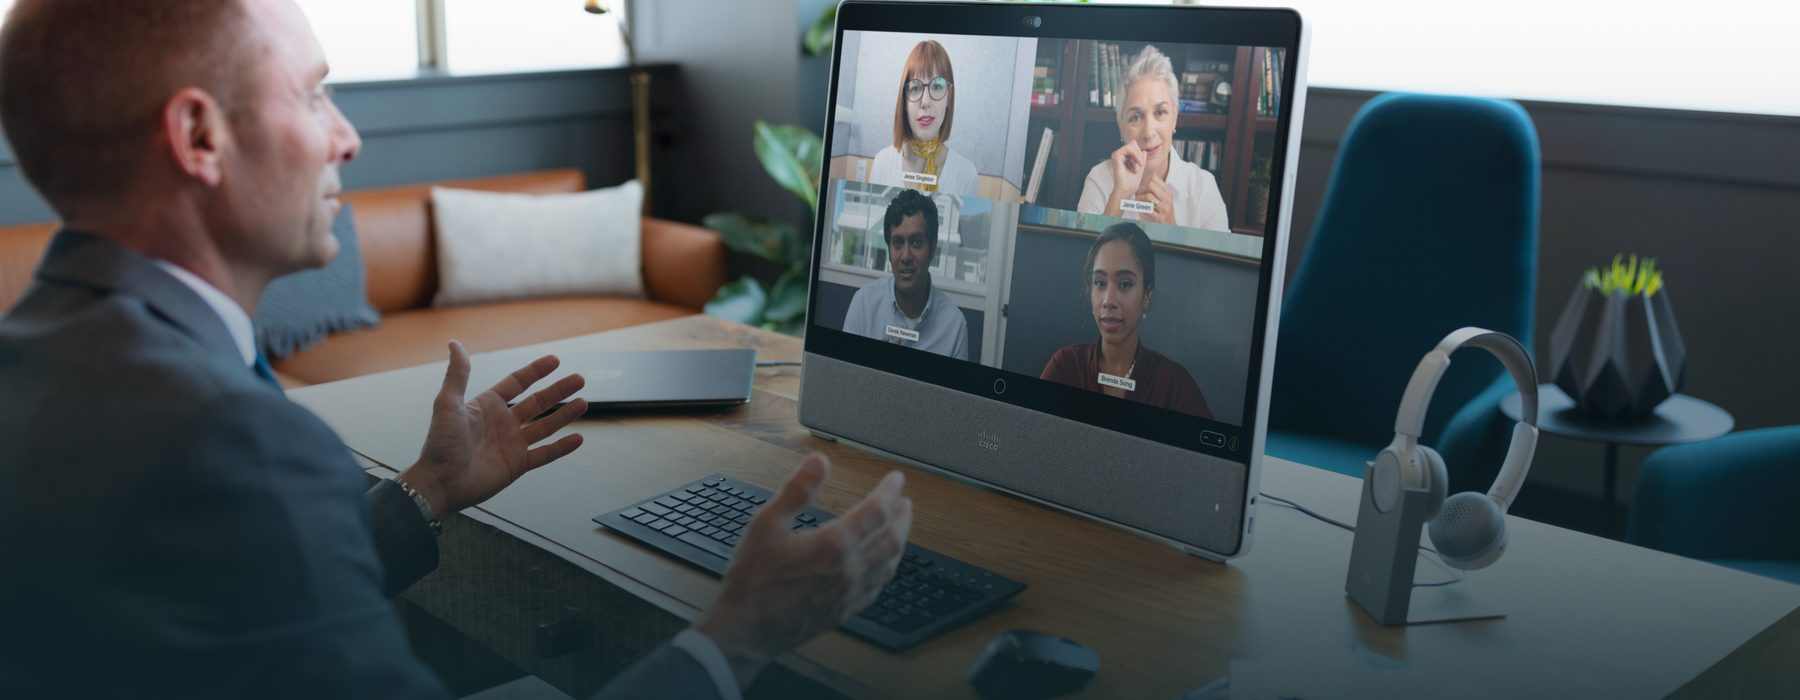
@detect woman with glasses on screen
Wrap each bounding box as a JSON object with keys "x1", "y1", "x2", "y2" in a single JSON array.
[
  {"x1": 1041, "y1": 223, "x2": 1213, "y2": 419},
  {"x1": 868, "y1": 40, "x2": 979, "y2": 197},
  {"x1": 1077, "y1": 45, "x2": 1229, "y2": 232}
]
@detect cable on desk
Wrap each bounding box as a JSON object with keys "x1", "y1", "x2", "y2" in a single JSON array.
[
  {"x1": 1259, "y1": 491, "x2": 1464, "y2": 588},
  {"x1": 755, "y1": 360, "x2": 803, "y2": 367},
  {"x1": 1260, "y1": 492, "x2": 1352, "y2": 532}
]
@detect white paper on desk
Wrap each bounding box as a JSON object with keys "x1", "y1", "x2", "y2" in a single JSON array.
[{"x1": 1229, "y1": 659, "x2": 1511, "y2": 700}]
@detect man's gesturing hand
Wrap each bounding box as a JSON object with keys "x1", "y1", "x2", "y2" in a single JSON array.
[
  {"x1": 400, "y1": 340, "x2": 589, "y2": 517},
  {"x1": 694, "y1": 454, "x2": 913, "y2": 688}
]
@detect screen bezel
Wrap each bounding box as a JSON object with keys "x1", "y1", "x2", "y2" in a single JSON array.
[{"x1": 804, "y1": 1, "x2": 1305, "y2": 465}]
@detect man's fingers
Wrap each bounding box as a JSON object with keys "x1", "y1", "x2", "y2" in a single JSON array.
[
  {"x1": 438, "y1": 340, "x2": 472, "y2": 402},
  {"x1": 524, "y1": 433, "x2": 585, "y2": 472},
  {"x1": 844, "y1": 499, "x2": 911, "y2": 615},
  {"x1": 512, "y1": 373, "x2": 586, "y2": 422},
  {"x1": 522, "y1": 398, "x2": 587, "y2": 445},
  {"x1": 830, "y1": 470, "x2": 906, "y2": 547},
  {"x1": 860, "y1": 497, "x2": 911, "y2": 570},
  {"x1": 488, "y1": 354, "x2": 561, "y2": 404},
  {"x1": 753, "y1": 454, "x2": 829, "y2": 534}
]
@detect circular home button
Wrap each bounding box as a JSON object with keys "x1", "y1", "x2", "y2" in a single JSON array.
[{"x1": 992, "y1": 379, "x2": 1007, "y2": 395}]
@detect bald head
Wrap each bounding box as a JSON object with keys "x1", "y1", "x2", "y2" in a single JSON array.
[{"x1": 0, "y1": 0, "x2": 258, "y2": 217}]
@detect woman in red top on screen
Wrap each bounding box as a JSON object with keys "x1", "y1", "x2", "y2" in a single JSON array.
[{"x1": 1040, "y1": 222, "x2": 1213, "y2": 419}]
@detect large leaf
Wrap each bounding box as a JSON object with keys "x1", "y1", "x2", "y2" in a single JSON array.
[
  {"x1": 753, "y1": 121, "x2": 823, "y2": 212},
  {"x1": 803, "y1": 6, "x2": 837, "y2": 57},
  {"x1": 763, "y1": 268, "x2": 810, "y2": 324},
  {"x1": 703, "y1": 276, "x2": 768, "y2": 325},
  {"x1": 702, "y1": 212, "x2": 797, "y2": 265}
]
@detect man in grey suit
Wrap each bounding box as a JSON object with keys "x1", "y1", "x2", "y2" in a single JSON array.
[{"x1": 0, "y1": 1, "x2": 912, "y2": 698}]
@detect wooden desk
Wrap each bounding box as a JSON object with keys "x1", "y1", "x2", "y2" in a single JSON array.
[{"x1": 290, "y1": 316, "x2": 1800, "y2": 699}]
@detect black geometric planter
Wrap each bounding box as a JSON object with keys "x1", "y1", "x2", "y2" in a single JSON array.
[{"x1": 1546, "y1": 281, "x2": 1687, "y2": 419}]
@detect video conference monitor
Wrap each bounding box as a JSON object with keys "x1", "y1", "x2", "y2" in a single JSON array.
[{"x1": 799, "y1": 1, "x2": 1307, "y2": 560}]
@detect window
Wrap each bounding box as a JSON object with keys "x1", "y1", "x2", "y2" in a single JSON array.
[
  {"x1": 443, "y1": 0, "x2": 628, "y2": 75},
  {"x1": 2, "y1": 1, "x2": 632, "y2": 82},
  {"x1": 297, "y1": 0, "x2": 419, "y2": 82},
  {"x1": 1175, "y1": 0, "x2": 1800, "y2": 117}
]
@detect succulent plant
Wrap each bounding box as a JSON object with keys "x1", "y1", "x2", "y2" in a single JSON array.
[{"x1": 1583, "y1": 253, "x2": 1664, "y2": 298}]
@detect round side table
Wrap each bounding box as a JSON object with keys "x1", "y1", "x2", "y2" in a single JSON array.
[{"x1": 1501, "y1": 384, "x2": 1733, "y2": 536}]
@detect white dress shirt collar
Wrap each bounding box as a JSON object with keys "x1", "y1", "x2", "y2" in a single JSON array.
[{"x1": 152, "y1": 259, "x2": 257, "y2": 367}]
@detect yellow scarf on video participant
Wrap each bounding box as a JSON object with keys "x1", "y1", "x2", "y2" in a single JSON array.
[{"x1": 908, "y1": 139, "x2": 942, "y2": 193}]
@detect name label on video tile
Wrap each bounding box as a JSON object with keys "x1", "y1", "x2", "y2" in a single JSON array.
[
  {"x1": 1097, "y1": 372, "x2": 1137, "y2": 392},
  {"x1": 1120, "y1": 198, "x2": 1155, "y2": 215},
  {"x1": 885, "y1": 325, "x2": 921, "y2": 342},
  {"x1": 901, "y1": 171, "x2": 939, "y2": 186}
]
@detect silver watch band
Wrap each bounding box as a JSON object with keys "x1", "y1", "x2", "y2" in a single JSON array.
[{"x1": 391, "y1": 475, "x2": 443, "y2": 536}]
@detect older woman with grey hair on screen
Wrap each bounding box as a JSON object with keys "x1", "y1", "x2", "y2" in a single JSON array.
[{"x1": 1076, "y1": 45, "x2": 1230, "y2": 231}]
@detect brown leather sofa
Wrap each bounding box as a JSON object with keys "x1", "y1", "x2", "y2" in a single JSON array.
[{"x1": 0, "y1": 168, "x2": 728, "y2": 387}]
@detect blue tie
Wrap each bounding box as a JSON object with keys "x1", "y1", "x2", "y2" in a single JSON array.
[{"x1": 252, "y1": 353, "x2": 282, "y2": 391}]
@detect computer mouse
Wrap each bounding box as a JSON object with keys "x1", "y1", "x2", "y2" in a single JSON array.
[{"x1": 965, "y1": 628, "x2": 1099, "y2": 699}]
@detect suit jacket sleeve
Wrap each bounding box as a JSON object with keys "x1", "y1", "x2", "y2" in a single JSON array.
[
  {"x1": 591, "y1": 642, "x2": 728, "y2": 700},
  {"x1": 367, "y1": 478, "x2": 439, "y2": 596},
  {"x1": 130, "y1": 390, "x2": 448, "y2": 699}
]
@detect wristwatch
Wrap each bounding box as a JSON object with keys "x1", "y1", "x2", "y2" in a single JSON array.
[{"x1": 392, "y1": 475, "x2": 444, "y2": 536}]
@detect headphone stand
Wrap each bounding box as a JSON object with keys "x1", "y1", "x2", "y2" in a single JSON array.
[{"x1": 1346, "y1": 464, "x2": 1507, "y2": 626}]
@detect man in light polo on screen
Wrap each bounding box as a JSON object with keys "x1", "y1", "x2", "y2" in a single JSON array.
[{"x1": 842, "y1": 189, "x2": 970, "y2": 361}]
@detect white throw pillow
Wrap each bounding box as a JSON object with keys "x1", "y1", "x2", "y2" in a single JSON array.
[{"x1": 430, "y1": 180, "x2": 644, "y2": 307}]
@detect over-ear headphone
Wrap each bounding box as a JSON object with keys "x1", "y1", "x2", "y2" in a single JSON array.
[{"x1": 1368, "y1": 327, "x2": 1539, "y2": 571}]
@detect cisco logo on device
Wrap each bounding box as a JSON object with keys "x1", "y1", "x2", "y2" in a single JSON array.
[{"x1": 976, "y1": 430, "x2": 1002, "y2": 452}]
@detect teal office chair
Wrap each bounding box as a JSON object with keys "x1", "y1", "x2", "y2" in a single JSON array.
[
  {"x1": 1627, "y1": 426, "x2": 1800, "y2": 585},
  {"x1": 1268, "y1": 93, "x2": 1540, "y2": 493}
]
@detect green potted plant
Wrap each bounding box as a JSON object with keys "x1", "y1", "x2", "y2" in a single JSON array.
[
  {"x1": 701, "y1": 121, "x2": 822, "y2": 335},
  {"x1": 1546, "y1": 254, "x2": 1686, "y2": 418},
  {"x1": 1246, "y1": 154, "x2": 1272, "y2": 230}
]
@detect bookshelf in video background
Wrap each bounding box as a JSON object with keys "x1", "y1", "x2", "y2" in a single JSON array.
[{"x1": 1024, "y1": 40, "x2": 1285, "y2": 236}]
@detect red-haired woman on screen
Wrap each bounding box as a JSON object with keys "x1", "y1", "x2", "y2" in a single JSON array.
[{"x1": 868, "y1": 40, "x2": 979, "y2": 197}]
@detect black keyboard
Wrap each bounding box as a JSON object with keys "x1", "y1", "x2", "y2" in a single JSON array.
[{"x1": 594, "y1": 474, "x2": 1026, "y2": 651}]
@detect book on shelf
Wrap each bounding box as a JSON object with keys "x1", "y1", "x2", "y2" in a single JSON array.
[
  {"x1": 1178, "y1": 99, "x2": 1213, "y2": 114},
  {"x1": 1096, "y1": 42, "x2": 1107, "y2": 108},
  {"x1": 1179, "y1": 58, "x2": 1229, "y2": 107},
  {"x1": 1032, "y1": 61, "x2": 1061, "y2": 107},
  {"x1": 1089, "y1": 41, "x2": 1125, "y2": 109},
  {"x1": 1024, "y1": 126, "x2": 1055, "y2": 204},
  {"x1": 1101, "y1": 43, "x2": 1116, "y2": 107},
  {"x1": 1089, "y1": 42, "x2": 1101, "y2": 106},
  {"x1": 1171, "y1": 137, "x2": 1223, "y2": 172},
  {"x1": 1258, "y1": 47, "x2": 1283, "y2": 117}
]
